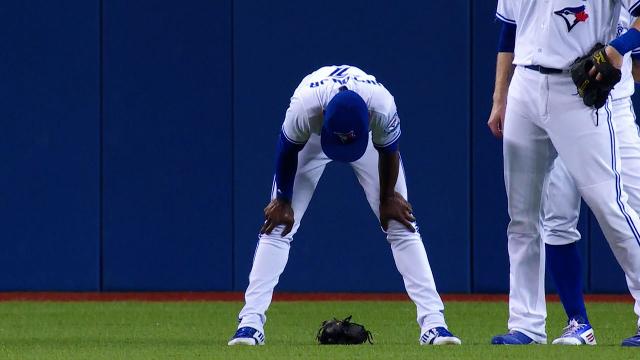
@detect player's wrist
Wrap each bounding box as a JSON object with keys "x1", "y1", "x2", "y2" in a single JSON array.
[
  {"x1": 380, "y1": 192, "x2": 397, "y2": 204},
  {"x1": 492, "y1": 91, "x2": 508, "y2": 104},
  {"x1": 274, "y1": 195, "x2": 292, "y2": 205},
  {"x1": 605, "y1": 45, "x2": 624, "y2": 69},
  {"x1": 492, "y1": 98, "x2": 507, "y2": 107}
]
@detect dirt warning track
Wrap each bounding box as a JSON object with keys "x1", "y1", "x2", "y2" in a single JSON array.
[{"x1": 0, "y1": 292, "x2": 633, "y2": 302}]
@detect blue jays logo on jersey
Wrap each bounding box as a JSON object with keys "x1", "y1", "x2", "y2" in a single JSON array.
[
  {"x1": 554, "y1": 5, "x2": 589, "y2": 32},
  {"x1": 617, "y1": 23, "x2": 627, "y2": 38},
  {"x1": 334, "y1": 130, "x2": 357, "y2": 144},
  {"x1": 385, "y1": 113, "x2": 400, "y2": 134}
]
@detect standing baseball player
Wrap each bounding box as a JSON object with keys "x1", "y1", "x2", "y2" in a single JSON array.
[
  {"x1": 227, "y1": 65, "x2": 461, "y2": 346},
  {"x1": 488, "y1": 0, "x2": 640, "y2": 346},
  {"x1": 541, "y1": 9, "x2": 640, "y2": 346}
]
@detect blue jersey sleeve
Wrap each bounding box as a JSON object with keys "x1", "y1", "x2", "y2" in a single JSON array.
[{"x1": 274, "y1": 131, "x2": 305, "y2": 201}]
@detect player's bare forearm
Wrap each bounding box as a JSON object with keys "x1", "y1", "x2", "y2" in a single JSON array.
[
  {"x1": 378, "y1": 150, "x2": 415, "y2": 232},
  {"x1": 604, "y1": 46, "x2": 624, "y2": 69},
  {"x1": 493, "y1": 52, "x2": 515, "y2": 104},
  {"x1": 632, "y1": 17, "x2": 640, "y2": 32},
  {"x1": 263, "y1": 130, "x2": 304, "y2": 237},
  {"x1": 488, "y1": 52, "x2": 514, "y2": 138},
  {"x1": 633, "y1": 58, "x2": 640, "y2": 83},
  {"x1": 378, "y1": 150, "x2": 400, "y2": 201}
]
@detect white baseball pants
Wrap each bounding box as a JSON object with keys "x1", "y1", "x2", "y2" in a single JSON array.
[
  {"x1": 237, "y1": 134, "x2": 447, "y2": 335},
  {"x1": 503, "y1": 66, "x2": 640, "y2": 342},
  {"x1": 542, "y1": 96, "x2": 640, "y2": 327}
]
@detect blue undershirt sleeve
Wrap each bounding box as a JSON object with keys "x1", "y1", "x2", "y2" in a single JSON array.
[
  {"x1": 610, "y1": 28, "x2": 640, "y2": 56},
  {"x1": 497, "y1": 20, "x2": 516, "y2": 53},
  {"x1": 374, "y1": 137, "x2": 400, "y2": 153},
  {"x1": 274, "y1": 131, "x2": 305, "y2": 202}
]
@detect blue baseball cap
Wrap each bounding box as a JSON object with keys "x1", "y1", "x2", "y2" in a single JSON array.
[{"x1": 321, "y1": 88, "x2": 369, "y2": 162}]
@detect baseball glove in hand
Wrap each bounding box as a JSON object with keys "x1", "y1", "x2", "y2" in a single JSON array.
[
  {"x1": 316, "y1": 315, "x2": 373, "y2": 345},
  {"x1": 570, "y1": 43, "x2": 622, "y2": 109}
]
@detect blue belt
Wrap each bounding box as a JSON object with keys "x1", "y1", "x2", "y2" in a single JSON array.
[{"x1": 524, "y1": 65, "x2": 563, "y2": 74}]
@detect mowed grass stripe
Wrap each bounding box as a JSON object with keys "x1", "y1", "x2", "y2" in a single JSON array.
[{"x1": 0, "y1": 301, "x2": 637, "y2": 359}]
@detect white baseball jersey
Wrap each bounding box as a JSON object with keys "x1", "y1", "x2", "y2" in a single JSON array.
[
  {"x1": 236, "y1": 66, "x2": 451, "y2": 336},
  {"x1": 496, "y1": 0, "x2": 640, "y2": 69},
  {"x1": 282, "y1": 65, "x2": 401, "y2": 149},
  {"x1": 612, "y1": 8, "x2": 635, "y2": 100}
]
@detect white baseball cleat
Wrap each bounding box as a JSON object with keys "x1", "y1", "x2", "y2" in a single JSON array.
[
  {"x1": 552, "y1": 319, "x2": 596, "y2": 345},
  {"x1": 227, "y1": 326, "x2": 265, "y2": 346},
  {"x1": 419, "y1": 327, "x2": 462, "y2": 345}
]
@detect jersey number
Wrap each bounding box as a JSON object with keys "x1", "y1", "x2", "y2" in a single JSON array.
[{"x1": 328, "y1": 67, "x2": 349, "y2": 77}]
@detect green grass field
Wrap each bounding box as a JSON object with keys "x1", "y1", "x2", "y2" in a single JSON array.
[{"x1": 0, "y1": 300, "x2": 638, "y2": 359}]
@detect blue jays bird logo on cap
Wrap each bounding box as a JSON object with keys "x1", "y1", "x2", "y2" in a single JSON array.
[
  {"x1": 554, "y1": 5, "x2": 589, "y2": 32},
  {"x1": 334, "y1": 130, "x2": 357, "y2": 144}
]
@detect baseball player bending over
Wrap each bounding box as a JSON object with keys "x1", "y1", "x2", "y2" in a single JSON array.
[
  {"x1": 488, "y1": 0, "x2": 640, "y2": 346},
  {"x1": 228, "y1": 65, "x2": 461, "y2": 346}
]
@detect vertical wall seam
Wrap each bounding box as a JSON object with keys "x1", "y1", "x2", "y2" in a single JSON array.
[
  {"x1": 468, "y1": 0, "x2": 475, "y2": 293},
  {"x1": 98, "y1": 0, "x2": 105, "y2": 291},
  {"x1": 587, "y1": 209, "x2": 592, "y2": 293},
  {"x1": 230, "y1": 0, "x2": 236, "y2": 291}
]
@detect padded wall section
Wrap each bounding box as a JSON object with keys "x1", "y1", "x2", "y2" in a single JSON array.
[
  {"x1": 102, "y1": 0, "x2": 232, "y2": 290},
  {"x1": 0, "y1": 1, "x2": 100, "y2": 290},
  {"x1": 233, "y1": 0, "x2": 471, "y2": 292},
  {"x1": 471, "y1": 1, "x2": 510, "y2": 292},
  {"x1": 471, "y1": 3, "x2": 593, "y2": 293}
]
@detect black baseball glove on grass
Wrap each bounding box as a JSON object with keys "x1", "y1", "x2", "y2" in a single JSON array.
[{"x1": 316, "y1": 315, "x2": 373, "y2": 345}]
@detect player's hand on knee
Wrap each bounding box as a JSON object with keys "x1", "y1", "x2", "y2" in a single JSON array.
[
  {"x1": 487, "y1": 101, "x2": 506, "y2": 139},
  {"x1": 260, "y1": 198, "x2": 295, "y2": 236},
  {"x1": 379, "y1": 192, "x2": 416, "y2": 233}
]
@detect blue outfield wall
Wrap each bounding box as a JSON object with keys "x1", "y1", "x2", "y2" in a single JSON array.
[
  {"x1": 101, "y1": 0, "x2": 233, "y2": 290},
  {"x1": 471, "y1": 0, "x2": 510, "y2": 293},
  {"x1": 0, "y1": 1, "x2": 101, "y2": 290},
  {"x1": 232, "y1": 0, "x2": 471, "y2": 293},
  {"x1": 0, "y1": 0, "x2": 636, "y2": 292}
]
